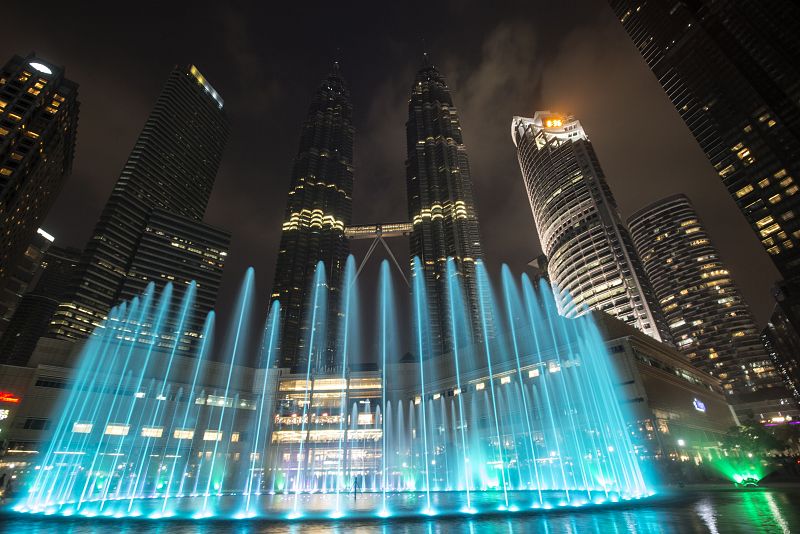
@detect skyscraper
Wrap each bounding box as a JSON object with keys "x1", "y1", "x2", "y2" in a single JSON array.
[
  {"x1": 117, "y1": 209, "x2": 230, "y2": 350},
  {"x1": 0, "y1": 54, "x2": 78, "y2": 311},
  {"x1": 0, "y1": 228, "x2": 53, "y2": 335},
  {"x1": 608, "y1": 0, "x2": 800, "y2": 324},
  {"x1": 629, "y1": 194, "x2": 792, "y2": 416},
  {"x1": 0, "y1": 244, "x2": 80, "y2": 366},
  {"x1": 512, "y1": 112, "x2": 668, "y2": 342},
  {"x1": 49, "y1": 65, "x2": 229, "y2": 343},
  {"x1": 270, "y1": 64, "x2": 353, "y2": 372},
  {"x1": 406, "y1": 55, "x2": 485, "y2": 356}
]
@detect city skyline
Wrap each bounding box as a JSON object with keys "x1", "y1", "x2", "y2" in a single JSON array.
[{"x1": 0, "y1": 1, "x2": 782, "y2": 339}]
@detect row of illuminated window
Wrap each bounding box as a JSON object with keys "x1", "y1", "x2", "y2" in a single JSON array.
[
  {"x1": 72, "y1": 422, "x2": 241, "y2": 442},
  {"x1": 735, "y1": 170, "x2": 794, "y2": 199},
  {"x1": 412, "y1": 200, "x2": 470, "y2": 225},
  {"x1": 278, "y1": 377, "x2": 381, "y2": 392},
  {"x1": 282, "y1": 208, "x2": 344, "y2": 232},
  {"x1": 412, "y1": 360, "x2": 575, "y2": 407}
]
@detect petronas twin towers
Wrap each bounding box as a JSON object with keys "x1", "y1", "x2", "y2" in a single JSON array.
[{"x1": 272, "y1": 57, "x2": 484, "y2": 372}]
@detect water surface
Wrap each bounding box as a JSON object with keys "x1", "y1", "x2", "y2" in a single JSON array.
[{"x1": 3, "y1": 487, "x2": 799, "y2": 533}]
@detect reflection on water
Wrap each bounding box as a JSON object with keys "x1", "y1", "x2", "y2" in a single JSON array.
[{"x1": 2, "y1": 488, "x2": 799, "y2": 534}]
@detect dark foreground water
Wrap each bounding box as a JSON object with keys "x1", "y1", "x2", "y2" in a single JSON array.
[{"x1": 2, "y1": 486, "x2": 799, "y2": 533}]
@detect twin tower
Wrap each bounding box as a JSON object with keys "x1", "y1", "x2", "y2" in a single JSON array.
[{"x1": 271, "y1": 57, "x2": 484, "y2": 372}]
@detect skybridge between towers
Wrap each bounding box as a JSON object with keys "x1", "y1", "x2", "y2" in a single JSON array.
[{"x1": 345, "y1": 222, "x2": 412, "y2": 285}]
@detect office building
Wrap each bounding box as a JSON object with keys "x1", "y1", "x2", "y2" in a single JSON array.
[
  {"x1": 270, "y1": 63, "x2": 353, "y2": 372},
  {"x1": 512, "y1": 111, "x2": 668, "y2": 342},
  {"x1": 629, "y1": 194, "x2": 793, "y2": 418},
  {"x1": 406, "y1": 54, "x2": 485, "y2": 355},
  {"x1": 609, "y1": 0, "x2": 800, "y2": 332},
  {"x1": 0, "y1": 244, "x2": 80, "y2": 366},
  {"x1": 0, "y1": 228, "x2": 53, "y2": 335},
  {"x1": 0, "y1": 54, "x2": 78, "y2": 313},
  {"x1": 49, "y1": 65, "x2": 229, "y2": 343}
]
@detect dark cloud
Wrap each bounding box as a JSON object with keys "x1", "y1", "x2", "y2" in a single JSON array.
[{"x1": 2, "y1": 0, "x2": 779, "y2": 342}]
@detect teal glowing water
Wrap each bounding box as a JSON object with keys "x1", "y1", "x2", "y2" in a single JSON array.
[{"x1": 13, "y1": 256, "x2": 650, "y2": 520}]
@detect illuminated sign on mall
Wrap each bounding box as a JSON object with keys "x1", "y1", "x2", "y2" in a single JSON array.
[
  {"x1": 0, "y1": 392, "x2": 21, "y2": 404},
  {"x1": 693, "y1": 398, "x2": 706, "y2": 413}
]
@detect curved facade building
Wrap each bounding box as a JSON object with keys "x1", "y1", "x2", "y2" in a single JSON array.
[
  {"x1": 629, "y1": 194, "x2": 790, "y2": 410},
  {"x1": 512, "y1": 111, "x2": 668, "y2": 342}
]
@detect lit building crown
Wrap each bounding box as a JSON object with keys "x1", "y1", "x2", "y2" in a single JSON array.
[{"x1": 512, "y1": 111, "x2": 589, "y2": 149}]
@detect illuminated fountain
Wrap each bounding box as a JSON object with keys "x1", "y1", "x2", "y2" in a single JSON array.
[{"x1": 11, "y1": 256, "x2": 651, "y2": 521}]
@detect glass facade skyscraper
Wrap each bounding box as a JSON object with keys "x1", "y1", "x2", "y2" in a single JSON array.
[
  {"x1": 0, "y1": 54, "x2": 78, "y2": 313},
  {"x1": 405, "y1": 55, "x2": 485, "y2": 356},
  {"x1": 512, "y1": 112, "x2": 668, "y2": 342},
  {"x1": 49, "y1": 65, "x2": 229, "y2": 343},
  {"x1": 270, "y1": 64, "x2": 353, "y2": 372},
  {"x1": 629, "y1": 194, "x2": 793, "y2": 417},
  {"x1": 609, "y1": 0, "x2": 800, "y2": 328}
]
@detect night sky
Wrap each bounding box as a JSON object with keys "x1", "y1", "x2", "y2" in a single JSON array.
[{"x1": 3, "y1": 1, "x2": 780, "y2": 343}]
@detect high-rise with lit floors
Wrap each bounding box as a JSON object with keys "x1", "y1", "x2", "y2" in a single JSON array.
[
  {"x1": 49, "y1": 65, "x2": 229, "y2": 345},
  {"x1": 512, "y1": 112, "x2": 668, "y2": 342},
  {"x1": 270, "y1": 64, "x2": 353, "y2": 372},
  {"x1": 406, "y1": 55, "x2": 485, "y2": 356},
  {"x1": 629, "y1": 194, "x2": 794, "y2": 417},
  {"x1": 0, "y1": 54, "x2": 78, "y2": 313},
  {"x1": 608, "y1": 0, "x2": 800, "y2": 331}
]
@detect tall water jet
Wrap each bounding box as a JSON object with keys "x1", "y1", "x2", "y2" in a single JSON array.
[
  {"x1": 474, "y1": 261, "x2": 509, "y2": 507},
  {"x1": 411, "y1": 256, "x2": 433, "y2": 512},
  {"x1": 334, "y1": 255, "x2": 357, "y2": 515},
  {"x1": 292, "y1": 262, "x2": 327, "y2": 516},
  {"x1": 243, "y1": 301, "x2": 280, "y2": 515},
  {"x1": 445, "y1": 258, "x2": 473, "y2": 508},
  {"x1": 15, "y1": 258, "x2": 652, "y2": 522},
  {"x1": 202, "y1": 267, "x2": 255, "y2": 516}
]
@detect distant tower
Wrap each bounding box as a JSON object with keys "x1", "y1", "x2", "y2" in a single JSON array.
[
  {"x1": 406, "y1": 54, "x2": 485, "y2": 356},
  {"x1": 49, "y1": 65, "x2": 230, "y2": 346},
  {"x1": 0, "y1": 244, "x2": 81, "y2": 366},
  {"x1": 512, "y1": 112, "x2": 669, "y2": 342},
  {"x1": 608, "y1": 0, "x2": 800, "y2": 332},
  {"x1": 270, "y1": 63, "x2": 353, "y2": 372},
  {"x1": 0, "y1": 54, "x2": 78, "y2": 313},
  {"x1": 629, "y1": 194, "x2": 792, "y2": 414}
]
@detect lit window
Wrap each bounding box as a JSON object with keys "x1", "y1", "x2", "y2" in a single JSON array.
[
  {"x1": 787, "y1": 185, "x2": 799, "y2": 196},
  {"x1": 769, "y1": 194, "x2": 782, "y2": 204},
  {"x1": 756, "y1": 216, "x2": 775, "y2": 228},
  {"x1": 141, "y1": 427, "x2": 163, "y2": 438},
  {"x1": 105, "y1": 424, "x2": 129, "y2": 436},
  {"x1": 529, "y1": 369, "x2": 540, "y2": 378},
  {"x1": 203, "y1": 430, "x2": 222, "y2": 441},
  {"x1": 500, "y1": 376, "x2": 511, "y2": 385},
  {"x1": 735, "y1": 184, "x2": 753, "y2": 198},
  {"x1": 231, "y1": 432, "x2": 240, "y2": 443},
  {"x1": 475, "y1": 382, "x2": 485, "y2": 391},
  {"x1": 72, "y1": 422, "x2": 92, "y2": 434},
  {"x1": 758, "y1": 178, "x2": 770, "y2": 188},
  {"x1": 174, "y1": 429, "x2": 194, "y2": 440}
]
